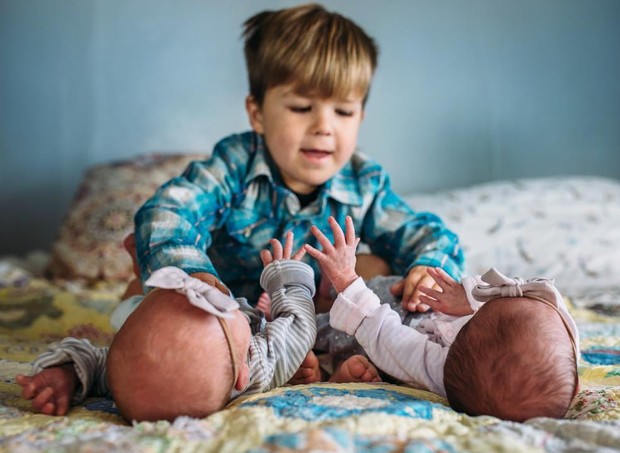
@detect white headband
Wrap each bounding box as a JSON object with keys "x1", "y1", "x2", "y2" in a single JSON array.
[{"x1": 145, "y1": 266, "x2": 239, "y2": 318}]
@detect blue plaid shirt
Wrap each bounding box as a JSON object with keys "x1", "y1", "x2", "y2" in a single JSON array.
[{"x1": 135, "y1": 131, "x2": 464, "y2": 303}]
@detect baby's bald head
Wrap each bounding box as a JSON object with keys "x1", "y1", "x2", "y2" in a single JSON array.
[{"x1": 107, "y1": 289, "x2": 233, "y2": 422}]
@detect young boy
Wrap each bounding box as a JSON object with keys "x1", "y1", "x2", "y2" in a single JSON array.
[
  {"x1": 131, "y1": 3, "x2": 464, "y2": 312},
  {"x1": 16, "y1": 234, "x2": 317, "y2": 422},
  {"x1": 304, "y1": 216, "x2": 580, "y2": 422}
]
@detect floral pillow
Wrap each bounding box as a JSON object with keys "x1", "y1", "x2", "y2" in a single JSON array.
[{"x1": 47, "y1": 153, "x2": 205, "y2": 282}]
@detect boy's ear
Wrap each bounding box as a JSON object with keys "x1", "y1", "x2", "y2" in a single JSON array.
[
  {"x1": 245, "y1": 95, "x2": 264, "y2": 134},
  {"x1": 234, "y1": 361, "x2": 250, "y2": 391}
]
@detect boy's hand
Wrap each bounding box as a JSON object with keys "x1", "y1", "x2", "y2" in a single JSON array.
[
  {"x1": 417, "y1": 267, "x2": 473, "y2": 316},
  {"x1": 304, "y1": 216, "x2": 360, "y2": 293},
  {"x1": 15, "y1": 364, "x2": 78, "y2": 416},
  {"x1": 391, "y1": 265, "x2": 440, "y2": 312},
  {"x1": 260, "y1": 231, "x2": 306, "y2": 265},
  {"x1": 190, "y1": 272, "x2": 231, "y2": 296}
]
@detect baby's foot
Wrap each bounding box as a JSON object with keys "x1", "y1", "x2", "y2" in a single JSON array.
[
  {"x1": 256, "y1": 292, "x2": 272, "y2": 321},
  {"x1": 288, "y1": 351, "x2": 323, "y2": 385},
  {"x1": 329, "y1": 355, "x2": 382, "y2": 383}
]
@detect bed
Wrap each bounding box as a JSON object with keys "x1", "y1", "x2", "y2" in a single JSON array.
[{"x1": 1, "y1": 155, "x2": 619, "y2": 452}]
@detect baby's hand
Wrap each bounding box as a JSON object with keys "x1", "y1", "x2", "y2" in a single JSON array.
[
  {"x1": 390, "y1": 265, "x2": 437, "y2": 312},
  {"x1": 417, "y1": 267, "x2": 473, "y2": 316},
  {"x1": 15, "y1": 364, "x2": 78, "y2": 416},
  {"x1": 260, "y1": 231, "x2": 306, "y2": 266},
  {"x1": 304, "y1": 216, "x2": 360, "y2": 293}
]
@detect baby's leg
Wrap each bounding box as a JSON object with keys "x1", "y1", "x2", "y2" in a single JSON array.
[
  {"x1": 288, "y1": 351, "x2": 324, "y2": 385},
  {"x1": 329, "y1": 355, "x2": 382, "y2": 384}
]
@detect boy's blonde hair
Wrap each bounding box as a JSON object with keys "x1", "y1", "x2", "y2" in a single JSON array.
[
  {"x1": 443, "y1": 298, "x2": 578, "y2": 422},
  {"x1": 243, "y1": 3, "x2": 378, "y2": 105}
]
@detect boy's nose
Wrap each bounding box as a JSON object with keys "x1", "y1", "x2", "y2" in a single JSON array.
[{"x1": 311, "y1": 110, "x2": 333, "y2": 136}]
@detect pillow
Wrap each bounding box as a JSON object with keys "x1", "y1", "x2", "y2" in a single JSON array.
[
  {"x1": 47, "y1": 153, "x2": 205, "y2": 282},
  {"x1": 405, "y1": 176, "x2": 620, "y2": 298}
]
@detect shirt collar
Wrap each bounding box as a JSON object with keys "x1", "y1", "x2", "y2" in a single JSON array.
[{"x1": 244, "y1": 132, "x2": 363, "y2": 207}]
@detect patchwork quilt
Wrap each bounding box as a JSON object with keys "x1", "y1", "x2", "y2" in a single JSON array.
[{"x1": 2, "y1": 176, "x2": 620, "y2": 452}]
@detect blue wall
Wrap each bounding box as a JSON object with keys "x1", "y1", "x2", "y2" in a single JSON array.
[{"x1": 1, "y1": 0, "x2": 620, "y2": 254}]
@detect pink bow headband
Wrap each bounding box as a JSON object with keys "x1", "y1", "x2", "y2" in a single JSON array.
[{"x1": 472, "y1": 267, "x2": 580, "y2": 362}]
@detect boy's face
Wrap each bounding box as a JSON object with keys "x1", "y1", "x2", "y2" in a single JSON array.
[{"x1": 246, "y1": 84, "x2": 365, "y2": 194}]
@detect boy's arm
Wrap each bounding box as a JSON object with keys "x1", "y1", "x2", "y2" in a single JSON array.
[
  {"x1": 29, "y1": 337, "x2": 110, "y2": 403},
  {"x1": 134, "y1": 136, "x2": 248, "y2": 283},
  {"x1": 359, "y1": 168, "x2": 464, "y2": 280},
  {"x1": 330, "y1": 278, "x2": 448, "y2": 395},
  {"x1": 249, "y1": 259, "x2": 317, "y2": 392}
]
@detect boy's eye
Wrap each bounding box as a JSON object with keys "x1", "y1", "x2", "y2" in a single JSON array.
[
  {"x1": 336, "y1": 109, "x2": 354, "y2": 117},
  {"x1": 290, "y1": 105, "x2": 311, "y2": 113}
]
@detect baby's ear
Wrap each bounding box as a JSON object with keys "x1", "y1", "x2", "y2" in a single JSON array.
[{"x1": 234, "y1": 362, "x2": 250, "y2": 391}]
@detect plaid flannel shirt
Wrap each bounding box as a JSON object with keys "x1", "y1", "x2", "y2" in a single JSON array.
[{"x1": 135, "y1": 131, "x2": 464, "y2": 303}]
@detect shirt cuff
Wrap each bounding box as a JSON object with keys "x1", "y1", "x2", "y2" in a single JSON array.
[{"x1": 330, "y1": 277, "x2": 381, "y2": 335}]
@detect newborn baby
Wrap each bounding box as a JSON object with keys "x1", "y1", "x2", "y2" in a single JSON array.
[
  {"x1": 306, "y1": 216, "x2": 580, "y2": 421},
  {"x1": 17, "y1": 233, "x2": 317, "y2": 421}
]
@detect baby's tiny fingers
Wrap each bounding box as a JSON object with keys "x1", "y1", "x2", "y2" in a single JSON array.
[
  {"x1": 291, "y1": 247, "x2": 306, "y2": 261},
  {"x1": 344, "y1": 216, "x2": 357, "y2": 245},
  {"x1": 428, "y1": 267, "x2": 457, "y2": 287},
  {"x1": 310, "y1": 226, "x2": 335, "y2": 252},
  {"x1": 328, "y1": 217, "x2": 345, "y2": 246},
  {"x1": 260, "y1": 249, "x2": 274, "y2": 266},
  {"x1": 304, "y1": 243, "x2": 322, "y2": 260},
  {"x1": 269, "y1": 238, "x2": 283, "y2": 260},
  {"x1": 418, "y1": 294, "x2": 440, "y2": 308},
  {"x1": 417, "y1": 286, "x2": 443, "y2": 300},
  {"x1": 282, "y1": 231, "x2": 294, "y2": 259},
  {"x1": 32, "y1": 386, "x2": 54, "y2": 409}
]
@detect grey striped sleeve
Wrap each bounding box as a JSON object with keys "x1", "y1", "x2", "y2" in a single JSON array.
[
  {"x1": 246, "y1": 260, "x2": 316, "y2": 393},
  {"x1": 32, "y1": 337, "x2": 110, "y2": 404}
]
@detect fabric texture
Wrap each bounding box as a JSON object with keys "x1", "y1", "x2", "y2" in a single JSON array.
[
  {"x1": 134, "y1": 131, "x2": 464, "y2": 303},
  {"x1": 47, "y1": 153, "x2": 204, "y2": 281},
  {"x1": 328, "y1": 268, "x2": 578, "y2": 397},
  {"x1": 32, "y1": 259, "x2": 316, "y2": 405},
  {"x1": 1, "y1": 175, "x2": 620, "y2": 452}
]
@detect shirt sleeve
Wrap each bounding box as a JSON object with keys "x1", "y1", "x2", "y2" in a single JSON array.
[
  {"x1": 244, "y1": 260, "x2": 317, "y2": 393},
  {"x1": 360, "y1": 166, "x2": 464, "y2": 280},
  {"x1": 32, "y1": 337, "x2": 110, "y2": 404},
  {"x1": 134, "y1": 135, "x2": 248, "y2": 282},
  {"x1": 330, "y1": 277, "x2": 448, "y2": 396}
]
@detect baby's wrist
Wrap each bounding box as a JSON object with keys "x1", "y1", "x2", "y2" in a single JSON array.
[{"x1": 333, "y1": 273, "x2": 359, "y2": 294}]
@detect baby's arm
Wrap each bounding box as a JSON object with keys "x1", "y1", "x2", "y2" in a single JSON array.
[
  {"x1": 16, "y1": 337, "x2": 110, "y2": 415},
  {"x1": 251, "y1": 233, "x2": 317, "y2": 391},
  {"x1": 417, "y1": 267, "x2": 474, "y2": 316},
  {"x1": 330, "y1": 278, "x2": 448, "y2": 395}
]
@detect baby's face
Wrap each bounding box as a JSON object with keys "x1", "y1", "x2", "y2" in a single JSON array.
[{"x1": 246, "y1": 84, "x2": 364, "y2": 194}]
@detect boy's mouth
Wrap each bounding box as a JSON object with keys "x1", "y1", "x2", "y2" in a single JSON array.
[{"x1": 301, "y1": 148, "x2": 332, "y2": 159}]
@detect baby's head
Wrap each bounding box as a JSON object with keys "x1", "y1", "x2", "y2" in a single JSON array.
[
  {"x1": 107, "y1": 288, "x2": 251, "y2": 422},
  {"x1": 243, "y1": 3, "x2": 378, "y2": 106},
  {"x1": 443, "y1": 296, "x2": 579, "y2": 422}
]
